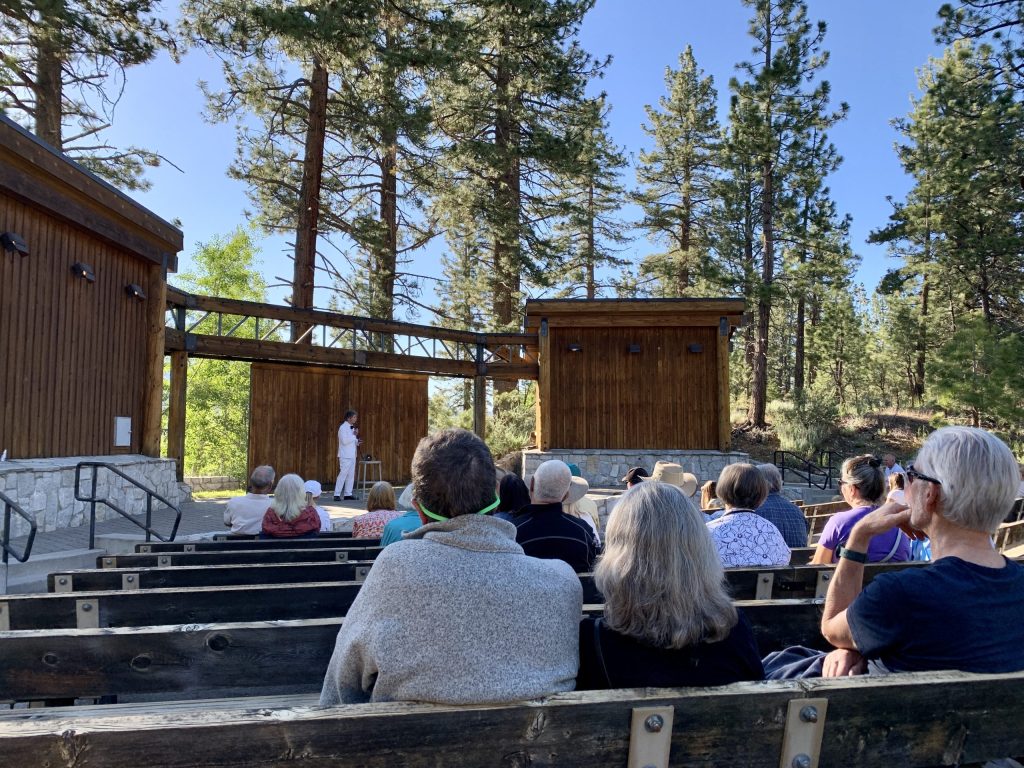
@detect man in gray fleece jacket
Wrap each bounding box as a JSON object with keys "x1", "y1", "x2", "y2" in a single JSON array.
[{"x1": 320, "y1": 428, "x2": 583, "y2": 706}]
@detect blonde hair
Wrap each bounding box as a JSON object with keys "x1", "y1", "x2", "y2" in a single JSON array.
[
  {"x1": 270, "y1": 474, "x2": 308, "y2": 522},
  {"x1": 700, "y1": 480, "x2": 718, "y2": 510},
  {"x1": 888, "y1": 472, "x2": 905, "y2": 492},
  {"x1": 841, "y1": 455, "x2": 885, "y2": 504},
  {"x1": 597, "y1": 483, "x2": 737, "y2": 648},
  {"x1": 366, "y1": 481, "x2": 396, "y2": 512}
]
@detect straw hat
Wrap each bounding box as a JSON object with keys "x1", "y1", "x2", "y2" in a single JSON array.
[
  {"x1": 640, "y1": 461, "x2": 698, "y2": 497},
  {"x1": 565, "y1": 476, "x2": 590, "y2": 505}
]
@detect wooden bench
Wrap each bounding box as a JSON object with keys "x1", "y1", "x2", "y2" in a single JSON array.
[
  {"x1": 214, "y1": 531, "x2": 361, "y2": 541},
  {"x1": 801, "y1": 500, "x2": 848, "y2": 518},
  {"x1": 98, "y1": 546, "x2": 385, "y2": 569},
  {"x1": 47, "y1": 560, "x2": 927, "y2": 600},
  {"x1": 5, "y1": 562, "x2": 948, "y2": 630},
  {"x1": 3, "y1": 671, "x2": 1023, "y2": 767},
  {"x1": 996, "y1": 518, "x2": 1024, "y2": 553},
  {"x1": 138, "y1": 536, "x2": 381, "y2": 552},
  {"x1": 0, "y1": 600, "x2": 828, "y2": 702}
]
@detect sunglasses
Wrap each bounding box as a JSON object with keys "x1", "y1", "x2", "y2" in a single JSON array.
[{"x1": 906, "y1": 464, "x2": 942, "y2": 486}]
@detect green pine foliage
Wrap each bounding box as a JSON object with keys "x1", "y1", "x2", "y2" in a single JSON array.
[{"x1": 0, "y1": 0, "x2": 174, "y2": 189}]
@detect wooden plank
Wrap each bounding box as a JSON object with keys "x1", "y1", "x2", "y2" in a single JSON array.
[
  {"x1": 717, "y1": 319, "x2": 731, "y2": 452},
  {"x1": 142, "y1": 261, "x2": 167, "y2": 457},
  {"x1": 3, "y1": 668, "x2": 1023, "y2": 767},
  {"x1": 166, "y1": 351, "x2": 188, "y2": 480},
  {"x1": 0, "y1": 600, "x2": 826, "y2": 701},
  {"x1": 103, "y1": 547, "x2": 385, "y2": 569}
]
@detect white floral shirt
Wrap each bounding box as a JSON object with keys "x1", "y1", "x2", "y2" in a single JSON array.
[{"x1": 706, "y1": 510, "x2": 791, "y2": 568}]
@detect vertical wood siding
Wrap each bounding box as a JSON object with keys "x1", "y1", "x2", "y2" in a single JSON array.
[
  {"x1": 547, "y1": 326, "x2": 719, "y2": 449},
  {"x1": 248, "y1": 363, "x2": 428, "y2": 486},
  {"x1": 0, "y1": 193, "x2": 152, "y2": 457}
]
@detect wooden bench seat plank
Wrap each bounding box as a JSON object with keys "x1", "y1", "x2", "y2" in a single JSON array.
[
  {"x1": 0, "y1": 601, "x2": 826, "y2": 702},
  {"x1": 102, "y1": 547, "x2": 385, "y2": 568},
  {"x1": 141, "y1": 536, "x2": 380, "y2": 553},
  {"x1": 2, "y1": 671, "x2": 1023, "y2": 767}
]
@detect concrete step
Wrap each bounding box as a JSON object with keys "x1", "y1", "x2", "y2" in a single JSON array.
[{"x1": 3, "y1": 548, "x2": 103, "y2": 595}]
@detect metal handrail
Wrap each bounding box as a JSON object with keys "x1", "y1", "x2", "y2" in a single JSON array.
[
  {"x1": 773, "y1": 450, "x2": 839, "y2": 490},
  {"x1": 74, "y1": 462, "x2": 181, "y2": 549},
  {"x1": 1, "y1": 489, "x2": 37, "y2": 564}
]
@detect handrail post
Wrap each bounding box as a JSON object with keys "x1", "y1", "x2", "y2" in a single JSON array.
[
  {"x1": 89, "y1": 464, "x2": 98, "y2": 550},
  {"x1": 2, "y1": 502, "x2": 9, "y2": 567},
  {"x1": 145, "y1": 493, "x2": 153, "y2": 543}
]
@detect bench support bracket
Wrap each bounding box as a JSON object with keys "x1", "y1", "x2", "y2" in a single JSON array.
[
  {"x1": 628, "y1": 705, "x2": 673, "y2": 768},
  {"x1": 780, "y1": 697, "x2": 828, "y2": 768}
]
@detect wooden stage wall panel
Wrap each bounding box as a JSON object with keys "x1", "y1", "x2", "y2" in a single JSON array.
[
  {"x1": 548, "y1": 326, "x2": 718, "y2": 450},
  {"x1": 248, "y1": 364, "x2": 428, "y2": 486},
  {"x1": 0, "y1": 193, "x2": 153, "y2": 457}
]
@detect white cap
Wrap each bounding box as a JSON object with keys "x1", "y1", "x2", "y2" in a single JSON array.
[{"x1": 303, "y1": 479, "x2": 323, "y2": 497}]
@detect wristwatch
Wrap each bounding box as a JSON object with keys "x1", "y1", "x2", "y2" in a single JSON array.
[{"x1": 837, "y1": 545, "x2": 868, "y2": 563}]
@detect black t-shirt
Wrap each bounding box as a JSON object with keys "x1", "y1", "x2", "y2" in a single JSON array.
[
  {"x1": 576, "y1": 611, "x2": 765, "y2": 690},
  {"x1": 847, "y1": 556, "x2": 1024, "y2": 673}
]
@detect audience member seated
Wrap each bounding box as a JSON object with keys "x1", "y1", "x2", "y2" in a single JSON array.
[
  {"x1": 380, "y1": 485, "x2": 421, "y2": 546},
  {"x1": 320, "y1": 428, "x2": 583, "y2": 705},
  {"x1": 886, "y1": 472, "x2": 906, "y2": 505},
  {"x1": 564, "y1": 476, "x2": 601, "y2": 547},
  {"x1": 621, "y1": 466, "x2": 649, "y2": 488},
  {"x1": 350, "y1": 481, "x2": 402, "y2": 538},
  {"x1": 224, "y1": 465, "x2": 275, "y2": 535},
  {"x1": 514, "y1": 460, "x2": 598, "y2": 572},
  {"x1": 706, "y1": 464, "x2": 790, "y2": 568},
  {"x1": 811, "y1": 455, "x2": 911, "y2": 565},
  {"x1": 769, "y1": 427, "x2": 1024, "y2": 679},
  {"x1": 304, "y1": 479, "x2": 331, "y2": 532},
  {"x1": 494, "y1": 474, "x2": 531, "y2": 521},
  {"x1": 640, "y1": 461, "x2": 698, "y2": 498},
  {"x1": 754, "y1": 464, "x2": 810, "y2": 548},
  {"x1": 260, "y1": 474, "x2": 321, "y2": 539},
  {"x1": 701, "y1": 480, "x2": 724, "y2": 514},
  {"x1": 577, "y1": 482, "x2": 764, "y2": 689}
]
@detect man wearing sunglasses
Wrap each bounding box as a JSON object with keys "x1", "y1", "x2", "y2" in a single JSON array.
[
  {"x1": 816, "y1": 427, "x2": 1024, "y2": 677},
  {"x1": 320, "y1": 428, "x2": 583, "y2": 705}
]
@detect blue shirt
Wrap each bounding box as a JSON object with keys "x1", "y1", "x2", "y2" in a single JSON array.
[
  {"x1": 847, "y1": 556, "x2": 1024, "y2": 673},
  {"x1": 754, "y1": 492, "x2": 810, "y2": 548},
  {"x1": 380, "y1": 510, "x2": 423, "y2": 547}
]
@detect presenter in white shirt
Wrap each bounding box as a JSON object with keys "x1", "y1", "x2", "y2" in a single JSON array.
[{"x1": 334, "y1": 410, "x2": 361, "y2": 501}]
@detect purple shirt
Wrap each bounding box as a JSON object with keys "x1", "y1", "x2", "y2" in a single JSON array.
[{"x1": 818, "y1": 505, "x2": 912, "y2": 563}]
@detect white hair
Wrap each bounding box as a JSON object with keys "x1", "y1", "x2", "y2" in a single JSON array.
[
  {"x1": 398, "y1": 484, "x2": 415, "y2": 510},
  {"x1": 756, "y1": 463, "x2": 784, "y2": 493},
  {"x1": 531, "y1": 460, "x2": 572, "y2": 504},
  {"x1": 250, "y1": 465, "x2": 275, "y2": 491},
  {"x1": 597, "y1": 482, "x2": 736, "y2": 648},
  {"x1": 915, "y1": 427, "x2": 1019, "y2": 534},
  {"x1": 270, "y1": 474, "x2": 308, "y2": 522}
]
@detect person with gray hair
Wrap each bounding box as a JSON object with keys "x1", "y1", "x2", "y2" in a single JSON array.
[
  {"x1": 753, "y1": 463, "x2": 810, "y2": 547},
  {"x1": 379, "y1": 483, "x2": 421, "y2": 546},
  {"x1": 321, "y1": 429, "x2": 583, "y2": 705},
  {"x1": 769, "y1": 427, "x2": 1024, "y2": 679},
  {"x1": 513, "y1": 459, "x2": 598, "y2": 572},
  {"x1": 260, "y1": 473, "x2": 321, "y2": 538},
  {"x1": 577, "y1": 482, "x2": 764, "y2": 688},
  {"x1": 223, "y1": 464, "x2": 276, "y2": 535}
]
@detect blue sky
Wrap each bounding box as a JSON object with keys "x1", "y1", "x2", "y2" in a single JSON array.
[{"x1": 103, "y1": 0, "x2": 945, "y2": 313}]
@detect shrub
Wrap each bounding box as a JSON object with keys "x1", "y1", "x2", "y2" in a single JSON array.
[{"x1": 767, "y1": 392, "x2": 839, "y2": 458}]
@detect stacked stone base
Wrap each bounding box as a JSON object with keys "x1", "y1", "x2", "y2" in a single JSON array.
[
  {"x1": 522, "y1": 449, "x2": 751, "y2": 488},
  {"x1": 0, "y1": 455, "x2": 185, "y2": 539}
]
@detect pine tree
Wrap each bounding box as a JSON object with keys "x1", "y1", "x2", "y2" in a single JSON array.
[
  {"x1": 0, "y1": 0, "x2": 175, "y2": 189},
  {"x1": 936, "y1": 1, "x2": 1024, "y2": 91},
  {"x1": 729, "y1": 0, "x2": 846, "y2": 428},
  {"x1": 634, "y1": 46, "x2": 720, "y2": 297},
  {"x1": 553, "y1": 95, "x2": 630, "y2": 299}
]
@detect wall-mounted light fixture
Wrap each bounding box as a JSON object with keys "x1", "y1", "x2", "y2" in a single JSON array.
[
  {"x1": 567, "y1": 343, "x2": 583, "y2": 353},
  {"x1": 687, "y1": 343, "x2": 704, "y2": 354},
  {"x1": 627, "y1": 343, "x2": 641, "y2": 354},
  {"x1": 125, "y1": 283, "x2": 147, "y2": 300},
  {"x1": 1, "y1": 232, "x2": 28, "y2": 256},
  {"x1": 71, "y1": 262, "x2": 96, "y2": 282}
]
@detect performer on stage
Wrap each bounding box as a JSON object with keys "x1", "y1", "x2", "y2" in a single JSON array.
[{"x1": 334, "y1": 410, "x2": 361, "y2": 501}]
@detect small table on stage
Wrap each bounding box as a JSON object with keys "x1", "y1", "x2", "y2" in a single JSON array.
[{"x1": 358, "y1": 459, "x2": 383, "y2": 499}]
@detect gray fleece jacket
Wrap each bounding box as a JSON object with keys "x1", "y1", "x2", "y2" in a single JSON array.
[{"x1": 319, "y1": 514, "x2": 583, "y2": 705}]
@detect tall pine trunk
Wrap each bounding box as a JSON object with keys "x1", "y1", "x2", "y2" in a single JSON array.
[
  {"x1": 750, "y1": 34, "x2": 774, "y2": 429},
  {"x1": 586, "y1": 181, "x2": 596, "y2": 299},
  {"x1": 34, "y1": 18, "x2": 63, "y2": 148},
  {"x1": 291, "y1": 57, "x2": 328, "y2": 342}
]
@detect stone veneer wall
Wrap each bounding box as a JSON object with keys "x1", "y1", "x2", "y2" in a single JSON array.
[
  {"x1": 522, "y1": 449, "x2": 751, "y2": 489},
  {"x1": 185, "y1": 475, "x2": 242, "y2": 493},
  {"x1": 0, "y1": 455, "x2": 184, "y2": 539}
]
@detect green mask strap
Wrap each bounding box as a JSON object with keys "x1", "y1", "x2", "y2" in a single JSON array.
[{"x1": 418, "y1": 494, "x2": 501, "y2": 523}]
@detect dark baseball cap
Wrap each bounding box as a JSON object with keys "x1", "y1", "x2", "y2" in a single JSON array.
[{"x1": 621, "y1": 466, "x2": 649, "y2": 485}]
